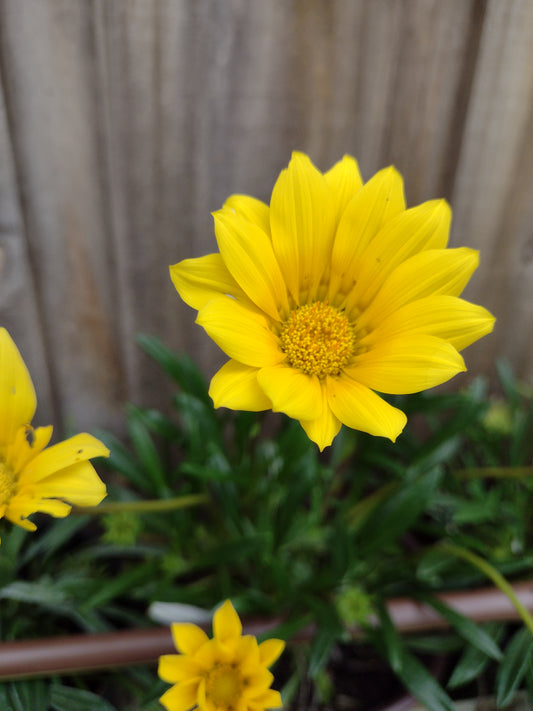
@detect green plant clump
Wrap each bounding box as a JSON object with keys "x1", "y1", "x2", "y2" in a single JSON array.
[{"x1": 1, "y1": 339, "x2": 533, "y2": 710}]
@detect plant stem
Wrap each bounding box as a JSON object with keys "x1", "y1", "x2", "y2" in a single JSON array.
[
  {"x1": 440, "y1": 542, "x2": 533, "y2": 636},
  {"x1": 72, "y1": 494, "x2": 209, "y2": 515},
  {"x1": 455, "y1": 466, "x2": 533, "y2": 479}
]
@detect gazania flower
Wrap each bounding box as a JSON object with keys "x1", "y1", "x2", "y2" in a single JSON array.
[
  {"x1": 171, "y1": 152, "x2": 494, "y2": 449},
  {"x1": 158, "y1": 600, "x2": 284, "y2": 711},
  {"x1": 0, "y1": 328, "x2": 109, "y2": 540}
]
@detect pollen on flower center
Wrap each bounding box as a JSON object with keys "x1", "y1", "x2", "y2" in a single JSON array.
[
  {"x1": 0, "y1": 460, "x2": 16, "y2": 507},
  {"x1": 205, "y1": 664, "x2": 244, "y2": 708},
  {"x1": 279, "y1": 301, "x2": 357, "y2": 378}
]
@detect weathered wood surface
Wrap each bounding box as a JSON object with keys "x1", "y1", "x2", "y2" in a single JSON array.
[{"x1": 0, "y1": 0, "x2": 531, "y2": 434}]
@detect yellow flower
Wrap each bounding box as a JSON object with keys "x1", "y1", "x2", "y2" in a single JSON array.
[
  {"x1": 158, "y1": 600, "x2": 284, "y2": 711},
  {"x1": 0, "y1": 328, "x2": 109, "y2": 539},
  {"x1": 170, "y1": 153, "x2": 495, "y2": 450}
]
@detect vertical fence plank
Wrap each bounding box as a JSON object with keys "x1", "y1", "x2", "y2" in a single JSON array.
[
  {"x1": 451, "y1": 0, "x2": 533, "y2": 376},
  {"x1": 0, "y1": 0, "x2": 126, "y2": 432},
  {"x1": 0, "y1": 58, "x2": 56, "y2": 428}
]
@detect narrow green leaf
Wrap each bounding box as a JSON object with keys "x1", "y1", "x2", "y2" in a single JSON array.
[
  {"x1": 496, "y1": 627, "x2": 533, "y2": 708},
  {"x1": 6, "y1": 680, "x2": 49, "y2": 711},
  {"x1": 372, "y1": 621, "x2": 455, "y2": 711},
  {"x1": 136, "y1": 334, "x2": 209, "y2": 403},
  {"x1": 127, "y1": 409, "x2": 168, "y2": 495},
  {"x1": 448, "y1": 623, "x2": 505, "y2": 689},
  {"x1": 50, "y1": 684, "x2": 118, "y2": 711},
  {"x1": 420, "y1": 595, "x2": 502, "y2": 661},
  {"x1": 395, "y1": 652, "x2": 456, "y2": 711},
  {"x1": 308, "y1": 604, "x2": 343, "y2": 676},
  {"x1": 357, "y1": 466, "x2": 443, "y2": 553},
  {"x1": 375, "y1": 601, "x2": 403, "y2": 673}
]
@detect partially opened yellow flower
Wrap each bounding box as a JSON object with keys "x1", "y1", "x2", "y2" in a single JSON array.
[
  {"x1": 158, "y1": 600, "x2": 284, "y2": 711},
  {"x1": 171, "y1": 152, "x2": 495, "y2": 449},
  {"x1": 0, "y1": 328, "x2": 109, "y2": 540}
]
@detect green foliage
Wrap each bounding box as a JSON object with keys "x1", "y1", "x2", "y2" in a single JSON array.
[{"x1": 2, "y1": 340, "x2": 533, "y2": 709}]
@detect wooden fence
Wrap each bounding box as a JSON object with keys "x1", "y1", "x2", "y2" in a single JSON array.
[{"x1": 0, "y1": 0, "x2": 532, "y2": 435}]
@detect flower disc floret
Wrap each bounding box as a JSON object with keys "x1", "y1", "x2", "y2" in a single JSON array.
[
  {"x1": 279, "y1": 301, "x2": 356, "y2": 377},
  {"x1": 170, "y1": 151, "x2": 496, "y2": 450}
]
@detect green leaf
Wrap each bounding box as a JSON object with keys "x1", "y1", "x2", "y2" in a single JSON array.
[
  {"x1": 0, "y1": 580, "x2": 67, "y2": 606},
  {"x1": 5, "y1": 680, "x2": 49, "y2": 711},
  {"x1": 420, "y1": 595, "x2": 502, "y2": 661},
  {"x1": 496, "y1": 627, "x2": 533, "y2": 707},
  {"x1": 127, "y1": 407, "x2": 168, "y2": 495},
  {"x1": 136, "y1": 334, "x2": 210, "y2": 403},
  {"x1": 376, "y1": 601, "x2": 403, "y2": 673},
  {"x1": 50, "y1": 684, "x2": 118, "y2": 711},
  {"x1": 448, "y1": 623, "x2": 505, "y2": 689},
  {"x1": 394, "y1": 652, "x2": 456, "y2": 711},
  {"x1": 20, "y1": 515, "x2": 91, "y2": 567},
  {"x1": 308, "y1": 604, "x2": 344, "y2": 676},
  {"x1": 357, "y1": 466, "x2": 443, "y2": 553},
  {"x1": 372, "y1": 613, "x2": 455, "y2": 711}
]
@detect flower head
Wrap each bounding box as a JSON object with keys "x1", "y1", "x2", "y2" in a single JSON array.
[
  {"x1": 171, "y1": 153, "x2": 495, "y2": 449},
  {"x1": 158, "y1": 600, "x2": 284, "y2": 711},
  {"x1": 0, "y1": 328, "x2": 109, "y2": 540}
]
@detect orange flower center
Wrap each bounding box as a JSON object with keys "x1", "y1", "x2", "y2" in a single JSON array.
[
  {"x1": 279, "y1": 301, "x2": 356, "y2": 377},
  {"x1": 205, "y1": 664, "x2": 243, "y2": 709},
  {"x1": 0, "y1": 460, "x2": 16, "y2": 507}
]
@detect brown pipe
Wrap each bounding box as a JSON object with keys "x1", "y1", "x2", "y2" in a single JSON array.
[{"x1": 1, "y1": 581, "x2": 532, "y2": 680}]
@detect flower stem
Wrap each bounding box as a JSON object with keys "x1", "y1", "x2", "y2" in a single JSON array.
[
  {"x1": 73, "y1": 494, "x2": 208, "y2": 516},
  {"x1": 455, "y1": 466, "x2": 533, "y2": 479},
  {"x1": 440, "y1": 542, "x2": 533, "y2": 636}
]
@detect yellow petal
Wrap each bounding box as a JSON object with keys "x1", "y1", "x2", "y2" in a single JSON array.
[
  {"x1": 4, "y1": 494, "x2": 40, "y2": 530},
  {"x1": 19, "y1": 433, "x2": 109, "y2": 485},
  {"x1": 170, "y1": 254, "x2": 251, "y2": 311},
  {"x1": 171, "y1": 623, "x2": 209, "y2": 655},
  {"x1": 223, "y1": 194, "x2": 271, "y2": 237},
  {"x1": 26, "y1": 498, "x2": 72, "y2": 518},
  {"x1": 0, "y1": 329, "x2": 37, "y2": 445},
  {"x1": 213, "y1": 600, "x2": 242, "y2": 642},
  {"x1": 5, "y1": 425, "x2": 53, "y2": 475},
  {"x1": 258, "y1": 638, "x2": 285, "y2": 667},
  {"x1": 357, "y1": 247, "x2": 480, "y2": 328},
  {"x1": 235, "y1": 636, "x2": 260, "y2": 668},
  {"x1": 299, "y1": 383, "x2": 342, "y2": 450},
  {"x1": 364, "y1": 296, "x2": 495, "y2": 352},
  {"x1": 248, "y1": 689, "x2": 283, "y2": 709},
  {"x1": 158, "y1": 654, "x2": 203, "y2": 683},
  {"x1": 349, "y1": 199, "x2": 451, "y2": 311},
  {"x1": 349, "y1": 334, "x2": 466, "y2": 394},
  {"x1": 19, "y1": 460, "x2": 107, "y2": 507},
  {"x1": 159, "y1": 679, "x2": 200, "y2": 711},
  {"x1": 209, "y1": 361, "x2": 271, "y2": 411},
  {"x1": 327, "y1": 376, "x2": 407, "y2": 441},
  {"x1": 257, "y1": 366, "x2": 323, "y2": 420},
  {"x1": 330, "y1": 166, "x2": 405, "y2": 300},
  {"x1": 197, "y1": 298, "x2": 284, "y2": 368},
  {"x1": 270, "y1": 152, "x2": 334, "y2": 301},
  {"x1": 4, "y1": 507, "x2": 37, "y2": 531},
  {"x1": 214, "y1": 209, "x2": 289, "y2": 320},
  {"x1": 324, "y1": 155, "x2": 363, "y2": 221},
  {"x1": 243, "y1": 667, "x2": 274, "y2": 692}
]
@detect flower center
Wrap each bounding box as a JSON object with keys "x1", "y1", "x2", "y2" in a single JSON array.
[
  {"x1": 205, "y1": 665, "x2": 243, "y2": 709},
  {"x1": 279, "y1": 301, "x2": 356, "y2": 377},
  {"x1": 0, "y1": 459, "x2": 16, "y2": 507}
]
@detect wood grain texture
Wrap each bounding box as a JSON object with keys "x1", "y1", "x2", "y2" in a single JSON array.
[{"x1": 0, "y1": 0, "x2": 531, "y2": 434}]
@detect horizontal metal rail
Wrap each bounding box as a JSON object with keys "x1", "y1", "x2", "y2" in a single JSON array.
[{"x1": 1, "y1": 580, "x2": 532, "y2": 680}]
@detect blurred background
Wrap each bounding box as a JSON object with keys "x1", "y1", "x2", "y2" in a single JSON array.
[{"x1": 0, "y1": 0, "x2": 532, "y2": 435}]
